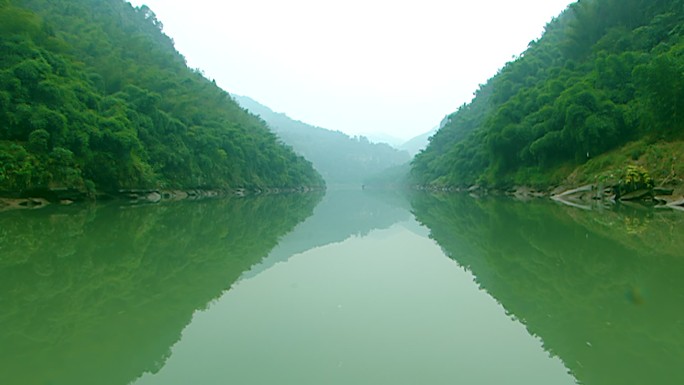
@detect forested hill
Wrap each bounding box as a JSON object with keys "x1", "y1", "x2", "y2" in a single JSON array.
[
  {"x1": 0, "y1": 0, "x2": 323, "y2": 198},
  {"x1": 233, "y1": 95, "x2": 411, "y2": 187},
  {"x1": 412, "y1": 0, "x2": 684, "y2": 191}
]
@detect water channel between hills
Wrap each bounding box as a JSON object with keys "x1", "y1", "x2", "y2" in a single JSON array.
[{"x1": 1, "y1": 189, "x2": 683, "y2": 385}]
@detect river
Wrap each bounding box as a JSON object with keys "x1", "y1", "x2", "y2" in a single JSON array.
[{"x1": 1, "y1": 190, "x2": 683, "y2": 384}]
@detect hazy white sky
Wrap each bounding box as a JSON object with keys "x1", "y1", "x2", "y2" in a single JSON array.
[{"x1": 128, "y1": 0, "x2": 575, "y2": 141}]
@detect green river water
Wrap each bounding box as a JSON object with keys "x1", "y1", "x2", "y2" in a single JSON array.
[{"x1": 1, "y1": 190, "x2": 683, "y2": 385}]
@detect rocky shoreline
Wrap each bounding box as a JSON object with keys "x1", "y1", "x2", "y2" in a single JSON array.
[
  {"x1": 415, "y1": 183, "x2": 684, "y2": 212},
  {"x1": 0, "y1": 186, "x2": 322, "y2": 212},
  {"x1": 547, "y1": 184, "x2": 684, "y2": 211}
]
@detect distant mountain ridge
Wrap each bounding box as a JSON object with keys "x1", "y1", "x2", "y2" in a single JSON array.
[
  {"x1": 366, "y1": 133, "x2": 404, "y2": 147},
  {"x1": 233, "y1": 95, "x2": 411, "y2": 187},
  {"x1": 400, "y1": 128, "x2": 437, "y2": 156}
]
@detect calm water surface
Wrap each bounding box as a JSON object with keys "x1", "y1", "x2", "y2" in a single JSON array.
[{"x1": 1, "y1": 190, "x2": 683, "y2": 384}]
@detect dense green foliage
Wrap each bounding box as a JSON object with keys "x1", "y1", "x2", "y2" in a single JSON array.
[
  {"x1": 412, "y1": 0, "x2": 684, "y2": 188},
  {"x1": 0, "y1": 194, "x2": 320, "y2": 385},
  {"x1": 411, "y1": 193, "x2": 684, "y2": 385},
  {"x1": 233, "y1": 95, "x2": 410, "y2": 187},
  {"x1": 0, "y1": 0, "x2": 323, "y2": 195}
]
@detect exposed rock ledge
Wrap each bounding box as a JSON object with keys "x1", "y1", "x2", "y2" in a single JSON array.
[
  {"x1": 549, "y1": 183, "x2": 684, "y2": 211},
  {"x1": 415, "y1": 183, "x2": 684, "y2": 212},
  {"x1": 0, "y1": 197, "x2": 51, "y2": 211}
]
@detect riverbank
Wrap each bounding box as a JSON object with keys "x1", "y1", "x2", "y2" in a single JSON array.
[
  {"x1": 415, "y1": 139, "x2": 684, "y2": 211},
  {"x1": 0, "y1": 186, "x2": 323, "y2": 212},
  {"x1": 414, "y1": 182, "x2": 684, "y2": 212}
]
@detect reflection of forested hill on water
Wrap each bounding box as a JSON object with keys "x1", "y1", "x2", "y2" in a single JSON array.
[
  {"x1": 0, "y1": 194, "x2": 320, "y2": 385},
  {"x1": 411, "y1": 194, "x2": 684, "y2": 385},
  {"x1": 242, "y1": 189, "x2": 412, "y2": 280}
]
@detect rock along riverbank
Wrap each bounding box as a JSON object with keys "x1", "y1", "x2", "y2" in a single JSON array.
[
  {"x1": 0, "y1": 186, "x2": 323, "y2": 212},
  {"x1": 414, "y1": 183, "x2": 684, "y2": 212}
]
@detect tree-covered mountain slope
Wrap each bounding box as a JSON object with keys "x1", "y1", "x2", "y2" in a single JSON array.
[
  {"x1": 0, "y1": 0, "x2": 323, "y2": 198},
  {"x1": 233, "y1": 95, "x2": 411, "y2": 187},
  {"x1": 411, "y1": 0, "x2": 684, "y2": 192}
]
